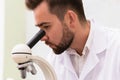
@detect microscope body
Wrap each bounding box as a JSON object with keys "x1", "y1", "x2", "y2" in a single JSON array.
[
  {"x1": 11, "y1": 30, "x2": 57, "y2": 80},
  {"x1": 12, "y1": 44, "x2": 32, "y2": 64}
]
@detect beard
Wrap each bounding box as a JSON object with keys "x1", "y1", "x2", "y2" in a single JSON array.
[{"x1": 50, "y1": 23, "x2": 74, "y2": 55}]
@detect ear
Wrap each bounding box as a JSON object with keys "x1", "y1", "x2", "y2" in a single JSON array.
[{"x1": 64, "y1": 10, "x2": 77, "y2": 28}]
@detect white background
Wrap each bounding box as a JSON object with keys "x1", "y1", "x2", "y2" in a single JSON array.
[{"x1": 83, "y1": 0, "x2": 120, "y2": 28}]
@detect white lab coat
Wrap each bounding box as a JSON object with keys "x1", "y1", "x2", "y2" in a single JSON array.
[{"x1": 47, "y1": 21, "x2": 120, "y2": 80}]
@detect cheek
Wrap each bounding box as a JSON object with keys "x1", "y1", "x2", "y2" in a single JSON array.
[{"x1": 49, "y1": 26, "x2": 63, "y2": 44}]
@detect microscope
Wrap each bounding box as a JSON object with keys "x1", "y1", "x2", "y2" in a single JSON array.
[{"x1": 11, "y1": 30, "x2": 57, "y2": 80}]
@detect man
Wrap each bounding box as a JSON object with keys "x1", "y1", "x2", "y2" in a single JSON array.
[{"x1": 25, "y1": 0, "x2": 120, "y2": 80}]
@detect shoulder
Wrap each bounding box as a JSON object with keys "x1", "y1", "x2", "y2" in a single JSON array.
[{"x1": 93, "y1": 21, "x2": 120, "y2": 45}]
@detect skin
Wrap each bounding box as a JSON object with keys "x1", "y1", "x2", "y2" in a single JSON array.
[{"x1": 33, "y1": 1, "x2": 90, "y2": 56}]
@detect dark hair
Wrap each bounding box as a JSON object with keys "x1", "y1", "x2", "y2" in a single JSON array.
[{"x1": 25, "y1": 0, "x2": 86, "y2": 21}]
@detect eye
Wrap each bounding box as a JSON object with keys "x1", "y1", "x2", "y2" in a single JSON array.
[
  {"x1": 43, "y1": 25, "x2": 51, "y2": 30},
  {"x1": 36, "y1": 22, "x2": 51, "y2": 31},
  {"x1": 44, "y1": 25, "x2": 49, "y2": 29}
]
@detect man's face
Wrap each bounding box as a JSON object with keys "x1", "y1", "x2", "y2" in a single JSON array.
[
  {"x1": 34, "y1": 2, "x2": 74, "y2": 54},
  {"x1": 50, "y1": 23, "x2": 74, "y2": 54}
]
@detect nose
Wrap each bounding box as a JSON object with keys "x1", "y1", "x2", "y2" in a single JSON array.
[{"x1": 41, "y1": 35, "x2": 48, "y2": 41}]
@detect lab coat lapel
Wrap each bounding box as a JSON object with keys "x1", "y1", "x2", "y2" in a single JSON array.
[
  {"x1": 80, "y1": 22, "x2": 107, "y2": 80},
  {"x1": 63, "y1": 52, "x2": 76, "y2": 74},
  {"x1": 79, "y1": 50, "x2": 99, "y2": 80}
]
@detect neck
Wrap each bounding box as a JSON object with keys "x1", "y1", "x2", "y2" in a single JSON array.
[{"x1": 70, "y1": 20, "x2": 90, "y2": 56}]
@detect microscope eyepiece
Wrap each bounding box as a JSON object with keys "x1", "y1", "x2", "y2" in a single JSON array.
[{"x1": 27, "y1": 30, "x2": 45, "y2": 48}]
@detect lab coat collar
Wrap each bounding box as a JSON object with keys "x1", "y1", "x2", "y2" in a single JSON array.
[
  {"x1": 80, "y1": 20, "x2": 107, "y2": 80},
  {"x1": 64, "y1": 49, "x2": 78, "y2": 75},
  {"x1": 85, "y1": 20, "x2": 107, "y2": 54},
  {"x1": 57, "y1": 48, "x2": 80, "y2": 78}
]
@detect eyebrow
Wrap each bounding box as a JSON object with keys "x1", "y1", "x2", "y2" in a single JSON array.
[{"x1": 35, "y1": 22, "x2": 50, "y2": 27}]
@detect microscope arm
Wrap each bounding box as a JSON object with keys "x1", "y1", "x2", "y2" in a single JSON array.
[
  {"x1": 13, "y1": 53, "x2": 57, "y2": 80},
  {"x1": 31, "y1": 55, "x2": 57, "y2": 80}
]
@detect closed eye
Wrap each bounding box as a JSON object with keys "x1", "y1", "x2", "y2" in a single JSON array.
[
  {"x1": 35, "y1": 22, "x2": 51, "y2": 30},
  {"x1": 44, "y1": 25, "x2": 49, "y2": 29}
]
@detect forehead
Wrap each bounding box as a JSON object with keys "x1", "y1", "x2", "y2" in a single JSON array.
[
  {"x1": 33, "y1": 1, "x2": 54, "y2": 24},
  {"x1": 34, "y1": 1, "x2": 49, "y2": 14}
]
